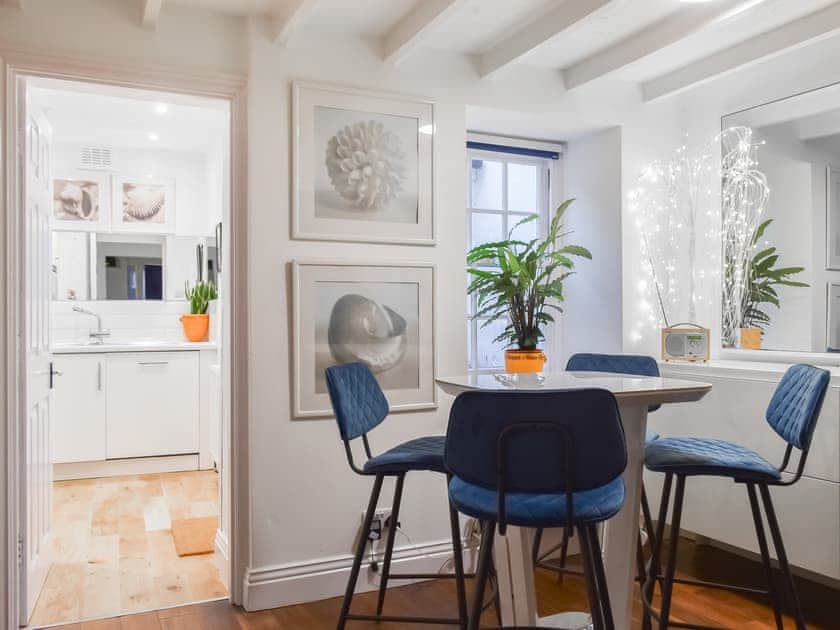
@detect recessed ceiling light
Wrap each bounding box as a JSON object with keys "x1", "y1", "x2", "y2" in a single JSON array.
[
  {"x1": 148, "y1": 133, "x2": 160, "y2": 142},
  {"x1": 154, "y1": 103, "x2": 168, "y2": 115}
]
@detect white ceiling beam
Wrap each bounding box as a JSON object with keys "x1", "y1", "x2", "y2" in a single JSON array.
[
  {"x1": 643, "y1": 1, "x2": 840, "y2": 102},
  {"x1": 796, "y1": 110, "x2": 840, "y2": 141},
  {"x1": 563, "y1": 0, "x2": 756, "y2": 90},
  {"x1": 270, "y1": 0, "x2": 319, "y2": 46},
  {"x1": 140, "y1": 0, "x2": 163, "y2": 29},
  {"x1": 478, "y1": 0, "x2": 613, "y2": 80},
  {"x1": 382, "y1": 0, "x2": 465, "y2": 66}
]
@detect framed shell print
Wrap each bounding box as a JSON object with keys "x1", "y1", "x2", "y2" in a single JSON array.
[
  {"x1": 292, "y1": 81, "x2": 435, "y2": 245},
  {"x1": 292, "y1": 260, "x2": 437, "y2": 418},
  {"x1": 112, "y1": 175, "x2": 175, "y2": 234},
  {"x1": 52, "y1": 170, "x2": 111, "y2": 231}
]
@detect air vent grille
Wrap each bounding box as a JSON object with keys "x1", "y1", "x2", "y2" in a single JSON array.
[{"x1": 80, "y1": 146, "x2": 112, "y2": 169}]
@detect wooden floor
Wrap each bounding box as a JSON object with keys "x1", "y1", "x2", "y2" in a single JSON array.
[
  {"x1": 50, "y1": 537, "x2": 840, "y2": 629},
  {"x1": 31, "y1": 471, "x2": 227, "y2": 627}
]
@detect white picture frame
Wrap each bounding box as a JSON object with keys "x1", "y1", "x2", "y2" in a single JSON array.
[
  {"x1": 52, "y1": 169, "x2": 111, "y2": 232},
  {"x1": 292, "y1": 81, "x2": 435, "y2": 245},
  {"x1": 826, "y1": 166, "x2": 840, "y2": 270},
  {"x1": 111, "y1": 175, "x2": 175, "y2": 234},
  {"x1": 292, "y1": 260, "x2": 437, "y2": 418}
]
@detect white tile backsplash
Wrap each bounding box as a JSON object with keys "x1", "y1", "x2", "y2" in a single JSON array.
[{"x1": 51, "y1": 300, "x2": 190, "y2": 344}]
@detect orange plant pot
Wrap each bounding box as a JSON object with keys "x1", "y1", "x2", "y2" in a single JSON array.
[
  {"x1": 740, "y1": 327, "x2": 762, "y2": 350},
  {"x1": 504, "y1": 349, "x2": 546, "y2": 374},
  {"x1": 181, "y1": 314, "x2": 210, "y2": 342}
]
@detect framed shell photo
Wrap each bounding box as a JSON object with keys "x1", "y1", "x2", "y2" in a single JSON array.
[
  {"x1": 52, "y1": 170, "x2": 111, "y2": 231},
  {"x1": 292, "y1": 81, "x2": 435, "y2": 245},
  {"x1": 292, "y1": 260, "x2": 437, "y2": 418},
  {"x1": 112, "y1": 175, "x2": 175, "y2": 234}
]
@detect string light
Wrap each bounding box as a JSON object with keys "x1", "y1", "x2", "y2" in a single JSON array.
[{"x1": 628, "y1": 132, "x2": 720, "y2": 348}]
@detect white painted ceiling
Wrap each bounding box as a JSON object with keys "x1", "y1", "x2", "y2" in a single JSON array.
[{"x1": 28, "y1": 78, "x2": 229, "y2": 154}]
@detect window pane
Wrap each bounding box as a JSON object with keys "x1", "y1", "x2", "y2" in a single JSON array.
[
  {"x1": 467, "y1": 321, "x2": 474, "y2": 371},
  {"x1": 509, "y1": 214, "x2": 538, "y2": 243},
  {"x1": 471, "y1": 159, "x2": 503, "y2": 210},
  {"x1": 471, "y1": 213, "x2": 503, "y2": 249},
  {"x1": 476, "y1": 318, "x2": 508, "y2": 369},
  {"x1": 508, "y1": 162, "x2": 538, "y2": 212}
]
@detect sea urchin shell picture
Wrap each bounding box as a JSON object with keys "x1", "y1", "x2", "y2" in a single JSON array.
[{"x1": 325, "y1": 120, "x2": 406, "y2": 212}]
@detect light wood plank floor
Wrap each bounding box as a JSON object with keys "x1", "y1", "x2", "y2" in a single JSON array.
[
  {"x1": 51, "y1": 537, "x2": 840, "y2": 629},
  {"x1": 30, "y1": 471, "x2": 227, "y2": 628}
]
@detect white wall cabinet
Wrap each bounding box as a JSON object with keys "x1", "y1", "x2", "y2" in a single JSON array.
[
  {"x1": 106, "y1": 351, "x2": 200, "y2": 458},
  {"x1": 53, "y1": 354, "x2": 106, "y2": 463}
]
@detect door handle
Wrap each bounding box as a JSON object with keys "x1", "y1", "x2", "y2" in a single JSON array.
[
  {"x1": 138, "y1": 361, "x2": 169, "y2": 366},
  {"x1": 49, "y1": 362, "x2": 62, "y2": 389},
  {"x1": 97, "y1": 361, "x2": 102, "y2": 391}
]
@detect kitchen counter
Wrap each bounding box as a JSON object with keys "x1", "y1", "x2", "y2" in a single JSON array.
[{"x1": 52, "y1": 341, "x2": 217, "y2": 354}]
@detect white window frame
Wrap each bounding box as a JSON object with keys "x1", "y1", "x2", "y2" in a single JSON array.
[{"x1": 466, "y1": 148, "x2": 554, "y2": 372}]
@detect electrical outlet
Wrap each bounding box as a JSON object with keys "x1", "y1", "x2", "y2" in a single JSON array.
[
  {"x1": 360, "y1": 507, "x2": 392, "y2": 542},
  {"x1": 360, "y1": 507, "x2": 392, "y2": 527}
]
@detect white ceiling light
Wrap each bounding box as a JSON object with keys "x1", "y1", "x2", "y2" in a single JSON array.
[
  {"x1": 154, "y1": 103, "x2": 168, "y2": 115},
  {"x1": 148, "y1": 132, "x2": 160, "y2": 142}
]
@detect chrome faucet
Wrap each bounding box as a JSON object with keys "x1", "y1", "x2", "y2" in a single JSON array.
[{"x1": 72, "y1": 306, "x2": 110, "y2": 344}]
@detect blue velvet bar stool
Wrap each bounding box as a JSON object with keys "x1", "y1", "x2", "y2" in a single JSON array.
[
  {"x1": 445, "y1": 389, "x2": 629, "y2": 630},
  {"x1": 325, "y1": 362, "x2": 468, "y2": 629},
  {"x1": 533, "y1": 353, "x2": 662, "y2": 591},
  {"x1": 643, "y1": 363, "x2": 830, "y2": 630}
]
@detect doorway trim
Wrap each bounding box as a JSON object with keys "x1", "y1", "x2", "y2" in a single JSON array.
[{"x1": 1, "y1": 47, "x2": 250, "y2": 628}]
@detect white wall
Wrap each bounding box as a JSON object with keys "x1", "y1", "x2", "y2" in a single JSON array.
[{"x1": 561, "y1": 127, "x2": 623, "y2": 362}]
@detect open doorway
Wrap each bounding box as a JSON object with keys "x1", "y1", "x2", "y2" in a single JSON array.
[{"x1": 15, "y1": 75, "x2": 234, "y2": 627}]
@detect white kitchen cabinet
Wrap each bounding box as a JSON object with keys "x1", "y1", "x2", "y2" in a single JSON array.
[
  {"x1": 106, "y1": 351, "x2": 199, "y2": 458},
  {"x1": 53, "y1": 354, "x2": 106, "y2": 463}
]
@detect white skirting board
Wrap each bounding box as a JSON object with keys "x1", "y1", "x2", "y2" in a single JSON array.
[
  {"x1": 53, "y1": 453, "x2": 200, "y2": 481},
  {"x1": 215, "y1": 528, "x2": 230, "y2": 590},
  {"x1": 242, "y1": 539, "x2": 479, "y2": 612}
]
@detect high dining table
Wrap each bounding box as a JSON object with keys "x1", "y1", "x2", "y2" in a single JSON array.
[{"x1": 436, "y1": 370, "x2": 712, "y2": 630}]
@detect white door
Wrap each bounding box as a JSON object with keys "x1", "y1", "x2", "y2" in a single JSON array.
[{"x1": 20, "y1": 97, "x2": 55, "y2": 624}]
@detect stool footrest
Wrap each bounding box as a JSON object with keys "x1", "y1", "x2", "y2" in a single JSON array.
[
  {"x1": 535, "y1": 560, "x2": 584, "y2": 577},
  {"x1": 387, "y1": 572, "x2": 476, "y2": 580},
  {"x1": 346, "y1": 613, "x2": 461, "y2": 625},
  {"x1": 657, "y1": 574, "x2": 770, "y2": 596}
]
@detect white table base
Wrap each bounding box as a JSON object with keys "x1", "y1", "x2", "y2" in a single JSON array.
[{"x1": 492, "y1": 403, "x2": 648, "y2": 629}]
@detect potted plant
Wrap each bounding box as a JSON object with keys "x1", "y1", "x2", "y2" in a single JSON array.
[
  {"x1": 181, "y1": 281, "x2": 218, "y2": 342},
  {"x1": 740, "y1": 219, "x2": 808, "y2": 349},
  {"x1": 467, "y1": 198, "x2": 592, "y2": 373}
]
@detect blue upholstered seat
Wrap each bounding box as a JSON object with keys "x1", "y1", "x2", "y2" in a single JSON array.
[
  {"x1": 645, "y1": 437, "x2": 781, "y2": 481},
  {"x1": 363, "y1": 435, "x2": 447, "y2": 474},
  {"x1": 449, "y1": 476, "x2": 625, "y2": 528},
  {"x1": 646, "y1": 430, "x2": 660, "y2": 443}
]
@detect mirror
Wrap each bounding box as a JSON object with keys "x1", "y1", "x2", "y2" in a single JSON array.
[
  {"x1": 96, "y1": 236, "x2": 163, "y2": 300},
  {"x1": 722, "y1": 82, "x2": 840, "y2": 353}
]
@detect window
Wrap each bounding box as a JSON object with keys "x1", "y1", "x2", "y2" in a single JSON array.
[{"x1": 466, "y1": 150, "x2": 552, "y2": 371}]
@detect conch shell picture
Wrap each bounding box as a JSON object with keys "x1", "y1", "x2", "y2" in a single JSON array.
[
  {"x1": 325, "y1": 120, "x2": 406, "y2": 212},
  {"x1": 53, "y1": 179, "x2": 99, "y2": 221},
  {"x1": 122, "y1": 182, "x2": 165, "y2": 223},
  {"x1": 327, "y1": 294, "x2": 407, "y2": 372}
]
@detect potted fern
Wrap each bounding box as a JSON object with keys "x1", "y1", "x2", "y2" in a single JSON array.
[
  {"x1": 181, "y1": 281, "x2": 218, "y2": 342},
  {"x1": 467, "y1": 198, "x2": 591, "y2": 373},
  {"x1": 740, "y1": 219, "x2": 808, "y2": 349}
]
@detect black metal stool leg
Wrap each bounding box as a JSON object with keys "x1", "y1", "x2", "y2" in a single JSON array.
[
  {"x1": 658, "y1": 474, "x2": 686, "y2": 630},
  {"x1": 447, "y1": 480, "x2": 468, "y2": 629},
  {"x1": 643, "y1": 473, "x2": 673, "y2": 630},
  {"x1": 760, "y1": 483, "x2": 807, "y2": 630},
  {"x1": 578, "y1": 523, "x2": 606, "y2": 630},
  {"x1": 469, "y1": 521, "x2": 496, "y2": 630},
  {"x1": 337, "y1": 474, "x2": 384, "y2": 630},
  {"x1": 747, "y1": 483, "x2": 785, "y2": 630},
  {"x1": 588, "y1": 523, "x2": 615, "y2": 630},
  {"x1": 376, "y1": 474, "x2": 405, "y2": 616},
  {"x1": 532, "y1": 527, "x2": 544, "y2": 565}
]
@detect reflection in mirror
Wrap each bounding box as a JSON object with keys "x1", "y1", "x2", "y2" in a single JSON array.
[
  {"x1": 721, "y1": 83, "x2": 840, "y2": 353},
  {"x1": 96, "y1": 236, "x2": 163, "y2": 300},
  {"x1": 52, "y1": 231, "x2": 92, "y2": 301}
]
